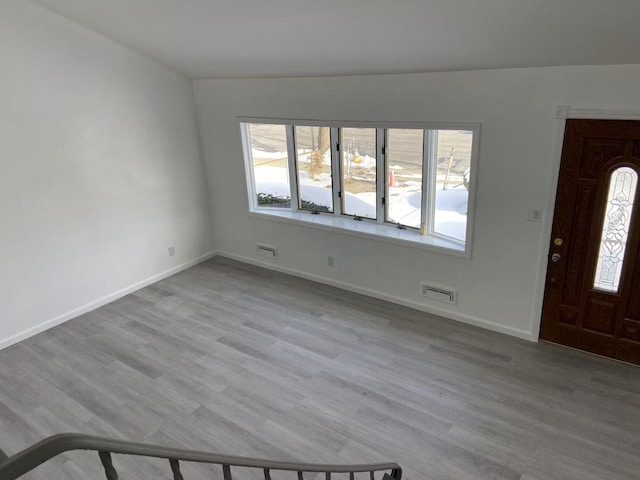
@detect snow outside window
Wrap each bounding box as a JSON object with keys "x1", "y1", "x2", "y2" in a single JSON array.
[{"x1": 240, "y1": 121, "x2": 478, "y2": 255}]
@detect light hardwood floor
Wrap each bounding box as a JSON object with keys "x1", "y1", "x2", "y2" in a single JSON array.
[{"x1": 1, "y1": 257, "x2": 639, "y2": 480}]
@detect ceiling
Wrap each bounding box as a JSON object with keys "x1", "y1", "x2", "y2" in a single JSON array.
[{"x1": 33, "y1": 0, "x2": 640, "y2": 79}]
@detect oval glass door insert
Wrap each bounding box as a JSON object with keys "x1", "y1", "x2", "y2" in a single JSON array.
[{"x1": 593, "y1": 166, "x2": 638, "y2": 292}]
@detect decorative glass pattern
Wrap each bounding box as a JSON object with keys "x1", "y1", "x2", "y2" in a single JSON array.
[{"x1": 593, "y1": 167, "x2": 638, "y2": 292}]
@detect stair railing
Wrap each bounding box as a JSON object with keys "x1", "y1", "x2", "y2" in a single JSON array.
[{"x1": 0, "y1": 433, "x2": 402, "y2": 480}]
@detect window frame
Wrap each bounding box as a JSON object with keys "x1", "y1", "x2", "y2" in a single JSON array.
[
  {"x1": 339, "y1": 127, "x2": 378, "y2": 221},
  {"x1": 291, "y1": 125, "x2": 337, "y2": 213},
  {"x1": 240, "y1": 117, "x2": 480, "y2": 257}
]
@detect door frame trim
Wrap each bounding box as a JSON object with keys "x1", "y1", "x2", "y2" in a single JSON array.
[
  {"x1": 557, "y1": 106, "x2": 640, "y2": 120},
  {"x1": 531, "y1": 107, "x2": 640, "y2": 342}
]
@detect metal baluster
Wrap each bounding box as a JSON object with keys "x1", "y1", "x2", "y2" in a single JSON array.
[
  {"x1": 325, "y1": 472, "x2": 331, "y2": 480},
  {"x1": 169, "y1": 459, "x2": 184, "y2": 480},
  {"x1": 349, "y1": 473, "x2": 354, "y2": 480},
  {"x1": 263, "y1": 468, "x2": 272, "y2": 480},
  {"x1": 223, "y1": 464, "x2": 232, "y2": 480},
  {"x1": 98, "y1": 452, "x2": 118, "y2": 480},
  {"x1": 298, "y1": 471, "x2": 304, "y2": 480},
  {"x1": 370, "y1": 472, "x2": 375, "y2": 480}
]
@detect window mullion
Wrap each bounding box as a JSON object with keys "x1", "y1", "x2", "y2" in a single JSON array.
[
  {"x1": 376, "y1": 129, "x2": 386, "y2": 223},
  {"x1": 286, "y1": 125, "x2": 299, "y2": 211},
  {"x1": 240, "y1": 123, "x2": 257, "y2": 210},
  {"x1": 330, "y1": 127, "x2": 341, "y2": 216},
  {"x1": 422, "y1": 130, "x2": 437, "y2": 235}
]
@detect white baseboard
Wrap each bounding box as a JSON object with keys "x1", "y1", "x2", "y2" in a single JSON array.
[
  {"x1": 215, "y1": 250, "x2": 535, "y2": 341},
  {"x1": 0, "y1": 248, "x2": 534, "y2": 351},
  {"x1": 0, "y1": 251, "x2": 216, "y2": 351}
]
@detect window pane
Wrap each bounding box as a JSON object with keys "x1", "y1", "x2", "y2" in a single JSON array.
[
  {"x1": 247, "y1": 123, "x2": 290, "y2": 208},
  {"x1": 593, "y1": 167, "x2": 638, "y2": 292},
  {"x1": 386, "y1": 129, "x2": 423, "y2": 229},
  {"x1": 341, "y1": 128, "x2": 377, "y2": 219},
  {"x1": 434, "y1": 130, "x2": 473, "y2": 241},
  {"x1": 294, "y1": 126, "x2": 333, "y2": 213}
]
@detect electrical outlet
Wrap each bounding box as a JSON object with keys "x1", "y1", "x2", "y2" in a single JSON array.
[
  {"x1": 327, "y1": 255, "x2": 334, "y2": 267},
  {"x1": 168, "y1": 246, "x2": 176, "y2": 256}
]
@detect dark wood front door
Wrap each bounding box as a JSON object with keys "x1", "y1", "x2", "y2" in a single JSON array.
[{"x1": 540, "y1": 119, "x2": 640, "y2": 364}]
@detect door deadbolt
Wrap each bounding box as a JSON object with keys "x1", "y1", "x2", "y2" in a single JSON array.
[{"x1": 551, "y1": 253, "x2": 561, "y2": 263}]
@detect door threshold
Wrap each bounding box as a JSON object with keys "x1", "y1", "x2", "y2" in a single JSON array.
[{"x1": 539, "y1": 339, "x2": 640, "y2": 368}]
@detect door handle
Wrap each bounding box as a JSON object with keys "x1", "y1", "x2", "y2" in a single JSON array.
[{"x1": 551, "y1": 253, "x2": 561, "y2": 263}]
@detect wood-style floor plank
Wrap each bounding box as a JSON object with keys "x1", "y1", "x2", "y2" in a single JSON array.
[{"x1": 1, "y1": 257, "x2": 639, "y2": 480}]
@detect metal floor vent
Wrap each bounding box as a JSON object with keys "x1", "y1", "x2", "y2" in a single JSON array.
[
  {"x1": 256, "y1": 244, "x2": 278, "y2": 259},
  {"x1": 422, "y1": 284, "x2": 457, "y2": 304}
]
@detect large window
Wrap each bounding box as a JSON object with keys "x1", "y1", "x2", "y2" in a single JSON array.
[{"x1": 241, "y1": 120, "x2": 478, "y2": 254}]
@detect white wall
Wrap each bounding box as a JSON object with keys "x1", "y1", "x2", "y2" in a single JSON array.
[
  {"x1": 0, "y1": 0, "x2": 214, "y2": 347},
  {"x1": 194, "y1": 64, "x2": 640, "y2": 340}
]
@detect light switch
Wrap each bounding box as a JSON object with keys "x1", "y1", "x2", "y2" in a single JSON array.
[{"x1": 526, "y1": 209, "x2": 542, "y2": 222}]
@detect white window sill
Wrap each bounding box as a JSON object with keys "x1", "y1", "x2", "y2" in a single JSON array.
[{"x1": 248, "y1": 208, "x2": 469, "y2": 257}]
